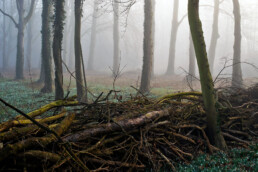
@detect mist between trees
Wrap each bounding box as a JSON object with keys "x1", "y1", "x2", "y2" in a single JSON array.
[{"x1": 0, "y1": 0, "x2": 257, "y2": 77}]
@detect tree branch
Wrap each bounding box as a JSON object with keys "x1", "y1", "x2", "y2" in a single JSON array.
[
  {"x1": 0, "y1": 8, "x2": 18, "y2": 28},
  {"x1": 178, "y1": 13, "x2": 188, "y2": 26},
  {"x1": 24, "y1": 0, "x2": 36, "y2": 25}
]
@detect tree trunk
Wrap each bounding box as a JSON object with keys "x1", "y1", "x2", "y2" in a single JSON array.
[
  {"x1": 166, "y1": 0, "x2": 179, "y2": 75},
  {"x1": 53, "y1": 0, "x2": 65, "y2": 100},
  {"x1": 62, "y1": 0, "x2": 70, "y2": 67},
  {"x1": 189, "y1": 34, "x2": 195, "y2": 77},
  {"x1": 2, "y1": 0, "x2": 7, "y2": 70},
  {"x1": 208, "y1": 0, "x2": 220, "y2": 75},
  {"x1": 140, "y1": 0, "x2": 154, "y2": 93},
  {"x1": 41, "y1": 0, "x2": 53, "y2": 93},
  {"x1": 16, "y1": 0, "x2": 25, "y2": 80},
  {"x1": 151, "y1": 0, "x2": 156, "y2": 77},
  {"x1": 112, "y1": 1, "x2": 120, "y2": 77},
  {"x1": 74, "y1": 0, "x2": 86, "y2": 101},
  {"x1": 232, "y1": 0, "x2": 243, "y2": 88},
  {"x1": 188, "y1": 0, "x2": 227, "y2": 150},
  {"x1": 87, "y1": 0, "x2": 98, "y2": 71},
  {"x1": 26, "y1": 17, "x2": 32, "y2": 70}
]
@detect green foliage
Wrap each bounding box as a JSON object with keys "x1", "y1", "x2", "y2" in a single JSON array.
[
  {"x1": 0, "y1": 79, "x2": 53, "y2": 122},
  {"x1": 177, "y1": 144, "x2": 258, "y2": 171}
]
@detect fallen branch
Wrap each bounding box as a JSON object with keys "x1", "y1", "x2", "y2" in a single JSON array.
[{"x1": 63, "y1": 108, "x2": 172, "y2": 142}]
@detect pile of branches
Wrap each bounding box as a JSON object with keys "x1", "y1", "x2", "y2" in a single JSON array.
[{"x1": 0, "y1": 87, "x2": 257, "y2": 171}]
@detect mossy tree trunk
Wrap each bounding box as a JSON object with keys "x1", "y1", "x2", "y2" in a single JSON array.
[
  {"x1": 188, "y1": 0, "x2": 227, "y2": 150},
  {"x1": 41, "y1": 0, "x2": 53, "y2": 93},
  {"x1": 74, "y1": 0, "x2": 86, "y2": 101},
  {"x1": 140, "y1": 0, "x2": 154, "y2": 93},
  {"x1": 53, "y1": 0, "x2": 65, "y2": 100},
  {"x1": 232, "y1": 0, "x2": 243, "y2": 88},
  {"x1": 208, "y1": 0, "x2": 220, "y2": 75}
]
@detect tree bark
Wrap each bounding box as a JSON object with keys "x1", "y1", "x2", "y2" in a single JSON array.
[
  {"x1": 208, "y1": 0, "x2": 220, "y2": 75},
  {"x1": 15, "y1": 0, "x2": 25, "y2": 80},
  {"x1": 15, "y1": 0, "x2": 35, "y2": 80},
  {"x1": 232, "y1": 0, "x2": 243, "y2": 88},
  {"x1": 74, "y1": 0, "x2": 86, "y2": 101},
  {"x1": 151, "y1": 0, "x2": 156, "y2": 77},
  {"x1": 87, "y1": 0, "x2": 98, "y2": 71},
  {"x1": 53, "y1": 0, "x2": 65, "y2": 100},
  {"x1": 166, "y1": 0, "x2": 179, "y2": 75},
  {"x1": 112, "y1": 1, "x2": 120, "y2": 77},
  {"x1": 188, "y1": 0, "x2": 227, "y2": 150},
  {"x1": 41, "y1": 0, "x2": 53, "y2": 93},
  {"x1": 140, "y1": 0, "x2": 154, "y2": 94},
  {"x1": 25, "y1": 14, "x2": 33, "y2": 70},
  {"x1": 189, "y1": 34, "x2": 195, "y2": 77},
  {"x1": 2, "y1": 0, "x2": 7, "y2": 70}
]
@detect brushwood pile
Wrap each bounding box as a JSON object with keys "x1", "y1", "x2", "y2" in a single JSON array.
[{"x1": 0, "y1": 86, "x2": 257, "y2": 171}]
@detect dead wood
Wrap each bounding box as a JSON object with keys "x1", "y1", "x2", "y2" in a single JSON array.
[
  {"x1": 0, "y1": 113, "x2": 75, "y2": 162},
  {"x1": 63, "y1": 108, "x2": 172, "y2": 142},
  {"x1": 0, "y1": 88, "x2": 257, "y2": 171}
]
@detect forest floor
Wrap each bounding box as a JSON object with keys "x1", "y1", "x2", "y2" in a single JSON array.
[{"x1": 0, "y1": 72, "x2": 257, "y2": 171}]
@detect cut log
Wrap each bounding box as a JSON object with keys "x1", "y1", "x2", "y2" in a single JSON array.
[{"x1": 64, "y1": 108, "x2": 173, "y2": 142}]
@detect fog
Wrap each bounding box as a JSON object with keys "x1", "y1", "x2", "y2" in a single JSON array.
[{"x1": 0, "y1": 0, "x2": 258, "y2": 77}]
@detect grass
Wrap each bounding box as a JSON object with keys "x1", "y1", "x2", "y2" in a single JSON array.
[{"x1": 0, "y1": 79, "x2": 257, "y2": 171}]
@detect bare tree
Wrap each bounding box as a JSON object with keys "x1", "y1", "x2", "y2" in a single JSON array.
[
  {"x1": 87, "y1": 0, "x2": 98, "y2": 71},
  {"x1": 189, "y1": 33, "x2": 196, "y2": 77},
  {"x1": 74, "y1": 0, "x2": 87, "y2": 101},
  {"x1": 232, "y1": 0, "x2": 243, "y2": 88},
  {"x1": 208, "y1": 0, "x2": 220, "y2": 75},
  {"x1": 52, "y1": 0, "x2": 65, "y2": 100},
  {"x1": 112, "y1": 0, "x2": 120, "y2": 77},
  {"x1": 1, "y1": 0, "x2": 6, "y2": 71},
  {"x1": 41, "y1": 0, "x2": 53, "y2": 93},
  {"x1": 188, "y1": 0, "x2": 227, "y2": 150},
  {"x1": 0, "y1": 0, "x2": 36, "y2": 79},
  {"x1": 140, "y1": 0, "x2": 154, "y2": 93}
]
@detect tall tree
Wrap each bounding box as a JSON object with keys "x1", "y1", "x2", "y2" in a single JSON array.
[
  {"x1": 232, "y1": 0, "x2": 243, "y2": 87},
  {"x1": 166, "y1": 0, "x2": 179, "y2": 75},
  {"x1": 188, "y1": 0, "x2": 227, "y2": 150},
  {"x1": 87, "y1": 0, "x2": 98, "y2": 71},
  {"x1": 189, "y1": 34, "x2": 196, "y2": 77},
  {"x1": 74, "y1": 0, "x2": 87, "y2": 101},
  {"x1": 25, "y1": 13, "x2": 33, "y2": 70},
  {"x1": 151, "y1": 0, "x2": 156, "y2": 77},
  {"x1": 0, "y1": 0, "x2": 35, "y2": 79},
  {"x1": 41, "y1": 0, "x2": 53, "y2": 93},
  {"x1": 53, "y1": 0, "x2": 65, "y2": 100},
  {"x1": 112, "y1": 0, "x2": 120, "y2": 76},
  {"x1": 140, "y1": 0, "x2": 154, "y2": 93},
  {"x1": 208, "y1": 0, "x2": 220, "y2": 75},
  {"x1": 2, "y1": 0, "x2": 6, "y2": 71}
]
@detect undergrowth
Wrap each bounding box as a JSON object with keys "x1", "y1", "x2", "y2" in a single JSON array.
[
  {"x1": 177, "y1": 144, "x2": 258, "y2": 171},
  {"x1": 0, "y1": 79, "x2": 257, "y2": 171}
]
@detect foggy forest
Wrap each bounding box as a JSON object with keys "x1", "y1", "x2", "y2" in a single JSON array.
[{"x1": 0, "y1": 0, "x2": 257, "y2": 171}]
